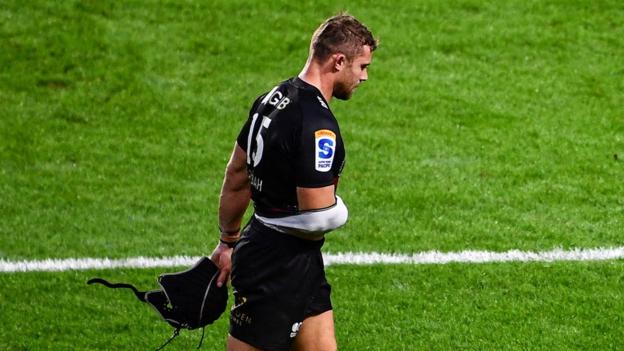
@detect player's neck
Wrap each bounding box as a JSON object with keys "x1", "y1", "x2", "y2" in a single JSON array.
[{"x1": 298, "y1": 60, "x2": 334, "y2": 103}]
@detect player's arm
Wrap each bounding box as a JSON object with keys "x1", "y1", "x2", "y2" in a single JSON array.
[
  {"x1": 218, "y1": 142, "x2": 251, "y2": 240},
  {"x1": 254, "y1": 109, "x2": 348, "y2": 239},
  {"x1": 297, "y1": 185, "x2": 336, "y2": 210},
  {"x1": 256, "y1": 184, "x2": 347, "y2": 240},
  {"x1": 211, "y1": 142, "x2": 250, "y2": 287}
]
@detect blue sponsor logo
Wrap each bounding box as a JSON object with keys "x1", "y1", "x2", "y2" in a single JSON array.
[{"x1": 318, "y1": 138, "x2": 334, "y2": 159}]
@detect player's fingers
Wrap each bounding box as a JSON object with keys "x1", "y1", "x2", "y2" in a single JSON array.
[
  {"x1": 217, "y1": 268, "x2": 230, "y2": 288},
  {"x1": 209, "y1": 244, "x2": 223, "y2": 264},
  {"x1": 217, "y1": 252, "x2": 232, "y2": 287}
]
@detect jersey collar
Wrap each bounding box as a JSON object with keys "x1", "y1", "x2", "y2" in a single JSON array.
[{"x1": 292, "y1": 77, "x2": 330, "y2": 107}]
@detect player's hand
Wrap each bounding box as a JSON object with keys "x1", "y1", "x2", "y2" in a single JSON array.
[{"x1": 210, "y1": 242, "x2": 233, "y2": 288}]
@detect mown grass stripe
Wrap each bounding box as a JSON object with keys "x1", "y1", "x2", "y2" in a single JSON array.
[{"x1": 2, "y1": 247, "x2": 624, "y2": 273}]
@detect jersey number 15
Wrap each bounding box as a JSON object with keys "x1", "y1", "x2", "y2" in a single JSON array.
[{"x1": 246, "y1": 113, "x2": 272, "y2": 167}]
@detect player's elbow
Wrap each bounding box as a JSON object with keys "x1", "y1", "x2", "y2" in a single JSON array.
[
  {"x1": 322, "y1": 195, "x2": 348, "y2": 231},
  {"x1": 300, "y1": 195, "x2": 348, "y2": 234},
  {"x1": 297, "y1": 196, "x2": 348, "y2": 234}
]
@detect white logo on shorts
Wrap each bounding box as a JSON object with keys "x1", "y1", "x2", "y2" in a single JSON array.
[{"x1": 290, "y1": 322, "x2": 303, "y2": 338}]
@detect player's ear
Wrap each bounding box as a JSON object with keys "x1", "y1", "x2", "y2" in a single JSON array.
[{"x1": 333, "y1": 53, "x2": 347, "y2": 72}]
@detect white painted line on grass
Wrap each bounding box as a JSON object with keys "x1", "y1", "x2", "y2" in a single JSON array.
[
  {"x1": 322, "y1": 247, "x2": 624, "y2": 265},
  {"x1": 0, "y1": 256, "x2": 199, "y2": 273},
  {"x1": 1, "y1": 247, "x2": 624, "y2": 273}
]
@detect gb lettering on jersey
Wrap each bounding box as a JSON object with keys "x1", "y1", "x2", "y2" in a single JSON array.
[{"x1": 315, "y1": 129, "x2": 336, "y2": 172}]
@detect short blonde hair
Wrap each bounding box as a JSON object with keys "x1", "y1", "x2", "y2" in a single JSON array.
[{"x1": 310, "y1": 13, "x2": 378, "y2": 61}]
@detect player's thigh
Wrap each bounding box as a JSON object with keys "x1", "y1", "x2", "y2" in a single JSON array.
[
  {"x1": 228, "y1": 334, "x2": 263, "y2": 351},
  {"x1": 291, "y1": 310, "x2": 337, "y2": 351}
]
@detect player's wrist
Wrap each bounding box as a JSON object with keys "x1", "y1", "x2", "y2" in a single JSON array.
[
  {"x1": 219, "y1": 238, "x2": 237, "y2": 249},
  {"x1": 219, "y1": 225, "x2": 240, "y2": 248},
  {"x1": 219, "y1": 225, "x2": 240, "y2": 236}
]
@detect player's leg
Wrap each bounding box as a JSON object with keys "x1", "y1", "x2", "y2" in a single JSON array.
[
  {"x1": 291, "y1": 310, "x2": 337, "y2": 351},
  {"x1": 227, "y1": 334, "x2": 262, "y2": 351}
]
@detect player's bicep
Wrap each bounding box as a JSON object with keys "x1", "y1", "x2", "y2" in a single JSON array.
[
  {"x1": 224, "y1": 143, "x2": 249, "y2": 191},
  {"x1": 297, "y1": 185, "x2": 335, "y2": 210}
]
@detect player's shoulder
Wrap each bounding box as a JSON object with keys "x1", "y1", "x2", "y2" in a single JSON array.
[
  {"x1": 250, "y1": 77, "x2": 334, "y2": 127},
  {"x1": 287, "y1": 78, "x2": 329, "y2": 109},
  {"x1": 286, "y1": 78, "x2": 335, "y2": 126},
  {"x1": 270, "y1": 77, "x2": 328, "y2": 110},
  {"x1": 250, "y1": 78, "x2": 300, "y2": 114}
]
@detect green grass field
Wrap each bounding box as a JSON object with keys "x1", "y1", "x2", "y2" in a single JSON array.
[{"x1": 1, "y1": 0, "x2": 623, "y2": 349}]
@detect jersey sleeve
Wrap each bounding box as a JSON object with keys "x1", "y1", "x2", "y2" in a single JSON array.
[
  {"x1": 236, "y1": 119, "x2": 251, "y2": 152},
  {"x1": 236, "y1": 95, "x2": 264, "y2": 151},
  {"x1": 294, "y1": 109, "x2": 340, "y2": 188}
]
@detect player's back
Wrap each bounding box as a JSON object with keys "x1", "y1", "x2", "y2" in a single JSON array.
[{"x1": 236, "y1": 77, "x2": 345, "y2": 218}]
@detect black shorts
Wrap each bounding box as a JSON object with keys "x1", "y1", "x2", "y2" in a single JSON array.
[{"x1": 229, "y1": 217, "x2": 332, "y2": 351}]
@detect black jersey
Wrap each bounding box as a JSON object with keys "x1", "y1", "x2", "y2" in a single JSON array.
[{"x1": 236, "y1": 77, "x2": 345, "y2": 218}]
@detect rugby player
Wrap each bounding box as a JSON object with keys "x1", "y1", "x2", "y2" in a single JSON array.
[{"x1": 211, "y1": 13, "x2": 377, "y2": 351}]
